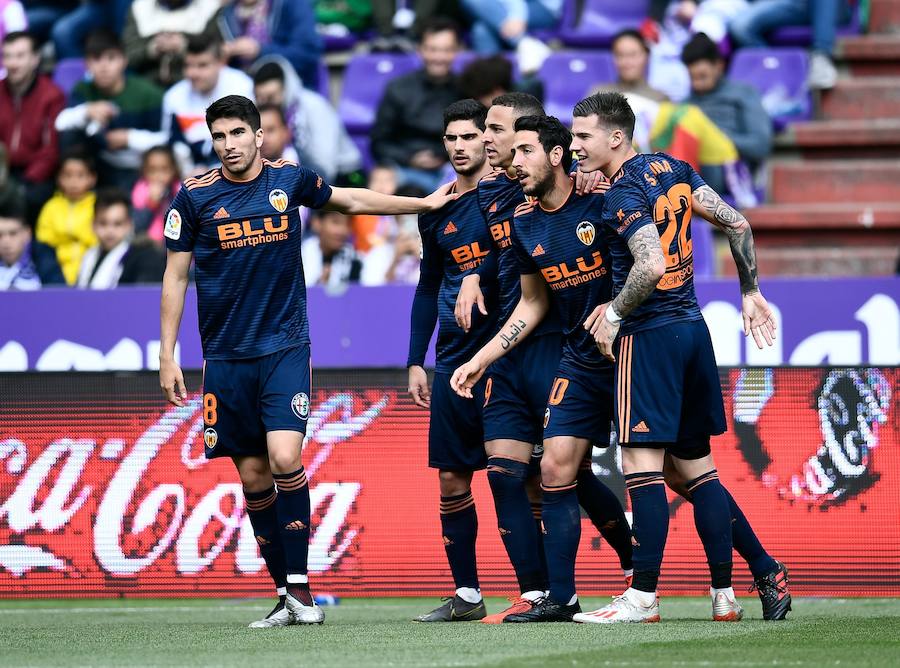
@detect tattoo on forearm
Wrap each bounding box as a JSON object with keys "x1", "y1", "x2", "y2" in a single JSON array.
[
  {"x1": 612, "y1": 226, "x2": 665, "y2": 318},
  {"x1": 499, "y1": 319, "x2": 527, "y2": 350},
  {"x1": 694, "y1": 185, "x2": 759, "y2": 294}
]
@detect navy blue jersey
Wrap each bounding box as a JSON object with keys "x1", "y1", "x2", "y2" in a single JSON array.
[
  {"x1": 511, "y1": 183, "x2": 613, "y2": 370},
  {"x1": 601, "y1": 152, "x2": 706, "y2": 334},
  {"x1": 165, "y1": 159, "x2": 332, "y2": 360},
  {"x1": 477, "y1": 169, "x2": 561, "y2": 337},
  {"x1": 408, "y1": 186, "x2": 499, "y2": 374}
]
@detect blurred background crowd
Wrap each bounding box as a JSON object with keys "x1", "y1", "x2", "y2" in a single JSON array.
[{"x1": 1, "y1": 0, "x2": 890, "y2": 293}]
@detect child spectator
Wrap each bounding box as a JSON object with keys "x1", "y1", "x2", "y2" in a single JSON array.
[
  {"x1": 77, "y1": 187, "x2": 165, "y2": 288},
  {"x1": 35, "y1": 151, "x2": 98, "y2": 284},
  {"x1": 131, "y1": 145, "x2": 181, "y2": 243},
  {"x1": 0, "y1": 204, "x2": 65, "y2": 289},
  {"x1": 351, "y1": 164, "x2": 398, "y2": 253},
  {"x1": 301, "y1": 209, "x2": 362, "y2": 292}
]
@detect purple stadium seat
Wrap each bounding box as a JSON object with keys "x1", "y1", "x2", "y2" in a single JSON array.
[
  {"x1": 691, "y1": 216, "x2": 714, "y2": 279},
  {"x1": 539, "y1": 51, "x2": 615, "y2": 124},
  {"x1": 728, "y1": 48, "x2": 811, "y2": 131},
  {"x1": 322, "y1": 32, "x2": 360, "y2": 52},
  {"x1": 769, "y1": 5, "x2": 860, "y2": 46},
  {"x1": 338, "y1": 53, "x2": 419, "y2": 134},
  {"x1": 559, "y1": 0, "x2": 649, "y2": 48},
  {"x1": 53, "y1": 58, "x2": 86, "y2": 95}
]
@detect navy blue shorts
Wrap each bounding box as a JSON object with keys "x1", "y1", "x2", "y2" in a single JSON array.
[
  {"x1": 542, "y1": 354, "x2": 614, "y2": 446},
  {"x1": 482, "y1": 333, "x2": 562, "y2": 445},
  {"x1": 429, "y1": 372, "x2": 488, "y2": 471},
  {"x1": 201, "y1": 344, "x2": 311, "y2": 459},
  {"x1": 615, "y1": 319, "x2": 726, "y2": 455}
]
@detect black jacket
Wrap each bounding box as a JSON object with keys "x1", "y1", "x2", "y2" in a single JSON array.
[{"x1": 370, "y1": 70, "x2": 462, "y2": 167}]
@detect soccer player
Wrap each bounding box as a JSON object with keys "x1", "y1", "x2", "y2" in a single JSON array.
[
  {"x1": 158, "y1": 95, "x2": 457, "y2": 628},
  {"x1": 569, "y1": 92, "x2": 790, "y2": 623},
  {"x1": 452, "y1": 115, "x2": 625, "y2": 622},
  {"x1": 407, "y1": 99, "x2": 499, "y2": 622},
  {"x1": 456, "y1": 93, "x2": 633, "y2": 623}
]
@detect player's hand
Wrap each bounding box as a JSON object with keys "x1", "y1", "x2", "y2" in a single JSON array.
[
  {"x1": 742, "y1": 290, "x2": 777, "y2": 349},
  {"x1": 422, "y1": 181, "x2": 460, "y2": 212},
  {"x1": 455, "y1": 274, "x2": 486, "y2": 332},
  {"x1": 450, "y1": 358, "x2": 486, "y2": 399},
  {"x1": 574, "y1": 167, "x2": 604, "y2": 195},
  {"x1": 408, "y1": 365, "x2": 431, "y2": 409},
  {"x1": 584, "y1": 302, "x2": 619, "y2": 362},
  {"x1": 160, "y1": 358, "x2": 187, "y2": 407}
]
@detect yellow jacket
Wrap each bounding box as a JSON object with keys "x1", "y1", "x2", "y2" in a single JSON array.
[{"x1": 36, "y1": 192, "x2": 97, "y2": 285}]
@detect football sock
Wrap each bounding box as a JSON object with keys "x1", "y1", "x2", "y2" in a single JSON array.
[
  {"x1": 243, "y1": 485, "x2": 287, "y2": 591},
  {"x1": 487, "y1": 457, "x2": 547, "y2": 594},
  {"x1": 455, "y1": 586, "x2": 482, "y2": 604},
  {"x1": 686, "y1": 470, "x2": 734, "y2": 589},
  {"x1": 273, "y1": 467, "x2": 312, "y2": 591},
  {"x1": 286, "y1": 573, "x2": 313, "y2": 606},
  {"x1": 541, "y1": 481, "x2": 581, "y2": 604},
  {"x1": 530, "y1": 498, "x2": 549, "y2": 585},
  {"x1": 576, "y1": 458, "x2": 634, "y2": 570},
  {"x1": 723, "y1": 487, "x2": 778, "y2": 578},
  {"x1": 440, "y1": 490, "x2": 480, "y2": 590},
  {"x1": 625, "y1": 472, "x2": 668, "y2": 593}
]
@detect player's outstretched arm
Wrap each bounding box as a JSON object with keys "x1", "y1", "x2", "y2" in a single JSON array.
[
  {"x1": 324, "y1": 182, "x2": 458, "y2": 216},
  {"x1": 159, "y1": 250, "x2": 192, "y2": 406},
  {"x1": 451, "y1": 273, "x2": 549, "y2": 398},
  {"x1": 585, "y1": 225, "x2": 665, "y2": 362},
  {"x1": 692, "y1": 185, "x2": 776, "y2": 348}
]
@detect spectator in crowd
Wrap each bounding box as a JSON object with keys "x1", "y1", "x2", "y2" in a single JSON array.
[
  {"x1": 301, "y1": 209, "x2": 362, "y2": 291},
  {"x1": 0, "y1": 31, "x2": 65, "y2": 226},
  {"x1": 371, "y1": 17, "x2": 462, "y2": 192},
  {"x1": 35, "y1": 150, "x2": 97, "y2": 284},
  {"x1": 137, "y1": 35, "x2": 253, "y2": 173},
  {"x1": 45, "y1": 0, "x2": 135, "y2": 59},
  {"x1": 458, "y1": 54, "x2": 544, "y2": 108},
  {"x1": 351, "y1": 164, "x2": 398, "y2": 253},
  {"x1": 360, "y1": 185, "x2": 423, "y2": 286},
  {"x1": 458, "y1": 0, "x2": 558, "y2": 73},
  {"x1": 218, "y1": 0, "x2": 322, "y2": 90},
  {"x1": 23, "y1": 0, "x2": 75, "y2": 46},
  {"x1": 0, "y1": 0, "x2": 26, "y2": 48},
  {"x1": 592, "y1": 29, "x2": 669, "y2": 102},
  {"x1": 729, "y1": 0, "x2": 849, "y2": 89},
  {"x1": 76, "y1": 187, "x2": 165, "y2": 287},
  {"x1": 122, "y1": 0, "x2": 221, "y2": 88},
  {"x1": 258, "y1": 103, "x2": 299, "y2": 163},
  {"x1": 0, "y1": 201, "x2": 65, "y2": 289},
  {"x1": 55, "y1": 29, "x2": 164, "y2": 190},
  {"x1": 131, "y1": 144, "x2": 179, "y2": 243},
  {"x1": 251, "y1": 57, "x2": 360, "y2": 181},
  {"x1": 370, "y1": 0, "x2": 461, "y2": 52},
  {"x1": 682, "y1": 32, "x2": 772, "y2": 171}
]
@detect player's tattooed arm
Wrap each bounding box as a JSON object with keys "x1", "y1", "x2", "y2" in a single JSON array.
[
  {"x1": 450, "y1": 273, "x2": 549, "y2": 398},
  {"x1": 611, "y1": 225, "x2": 666, "y2": 318},
  {"x1": 693, "y1": 185, "x2": 776, "y2": 348},
  {"x1": 692, "y1": 185, "x2": 758, "y2": 295}
]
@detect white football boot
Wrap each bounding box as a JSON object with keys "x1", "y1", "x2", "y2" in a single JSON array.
[
  {"x1": 573, "y1": 589, "x2": 661, "y2": 624},
  {"x1": 248, "y1": 600, "x2": 293, "y2": 628},
  {"x1": 711, "y1": 587, "x2": 744, "y2": 622},
  {"x1": 286, "y1": 592, "x2": 325, "y2": 625}
]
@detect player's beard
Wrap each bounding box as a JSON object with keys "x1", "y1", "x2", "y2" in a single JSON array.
[
  {"x1": 522, "y1": 164, "x2": 553, "y2": 198},
  {"x1": 222, "y1": 147, "x2": 259, "y2": 178},
  {"x1": 454, "y1": 152, "x2": 487, "y2": 177}
]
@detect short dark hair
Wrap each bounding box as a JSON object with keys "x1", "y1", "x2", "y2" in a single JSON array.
[
  {"x1": 140, "y1": 145, "x2": 180, "y2": 178},
  {"x1": 59, "y1": 148, "x2": 97, "y2": 175},
  {"x1": 253, "y1": 62, "x2": 285, "y2": 87},
  {"x1": 94, "y1": 187, "x2": 132, "y2": 217},
  {"x1": 258, "y1": 103, "x2": 288, "y2": 127},
  {"x1": 187, "y1": 34, "x2": 222, "y2": 57},
  {"x1": 572, "y1": 91, "x2": 636, "y2": 141},
  {"x1": 417, "y1": 16, "x2": 462, "y2": 44},
  {"x1": 513, "y1": 115, "x2": 573, "y2": 171},
  {"x1": 443, "y1": 98, "x2": 487, "y2": 131},
  {"x1": 84, "y1": 28, "x2": 123, "y2": 59},
  {"x1": 611, "y1": 28, "x2": 649, "y2": 53},
  {"x1": 681, "y1": 32, "x2": 722, "y2": 66},
  {"x1": 2, "y1": 31, "x2": 37, "y2": 51},
  {"x1": 206, "y1": 95, "x2": 261, "y2": 132},
  {"x1": 0, "y1": 199, "x2": 26, "y2": 224},
  {"x1": 491, "y1": 92, "x2": 545, "y2": 119},
  {"x1": 459, "y1": 56, "x2": 512, "y2": 101}
]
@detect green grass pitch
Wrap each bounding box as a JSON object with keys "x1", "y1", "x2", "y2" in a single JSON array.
[{"x1": 1, "y1": 597, "x2": 898, "y2": 667}]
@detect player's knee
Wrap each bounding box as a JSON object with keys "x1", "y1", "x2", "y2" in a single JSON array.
[
  {"x1": 540, "y1": 456, "x2": 574, "y2": 488},
  {"x1": 438, "y1": 469, "x2": 471, "y2": 496},
  {"x1": 268, "y1": 449, "x2": 302, "y2": 475},
  {"x1": 663, "y1": 457, "x2": 691, "y2": 500}
]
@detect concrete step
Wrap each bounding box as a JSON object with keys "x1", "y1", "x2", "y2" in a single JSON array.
[
  {"x1": 768, "y1": 160, "x2": 900, "y2": 204},
  {"x1": 719, "y1": 245, "x2": 900, "y2": 277},
  {"x1": 838, "y1": 35, "x2": 900, "y2": 76},
  {"x1": 868, "y1": 0, "x2": 900, "y2": 34},
  {"x1": 775, "y1": 119, "x2": 900, "y2": 158},
  {"x1": 820, "y1": 77, "x2": 900, "y2": 119}
]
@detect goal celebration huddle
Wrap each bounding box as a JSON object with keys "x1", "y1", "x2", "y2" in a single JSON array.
[{"x1": 159, "y1": 91, "x2": 789, "y2": 628}]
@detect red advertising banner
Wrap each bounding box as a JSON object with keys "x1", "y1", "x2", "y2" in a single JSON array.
[{"x1": 0, "y1": 368, "x2": 897, "y2": 599}]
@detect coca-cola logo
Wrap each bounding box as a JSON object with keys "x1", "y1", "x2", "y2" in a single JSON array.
[{"x1": 0, "y1": 389, "x2": 390, "y2": 580}]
